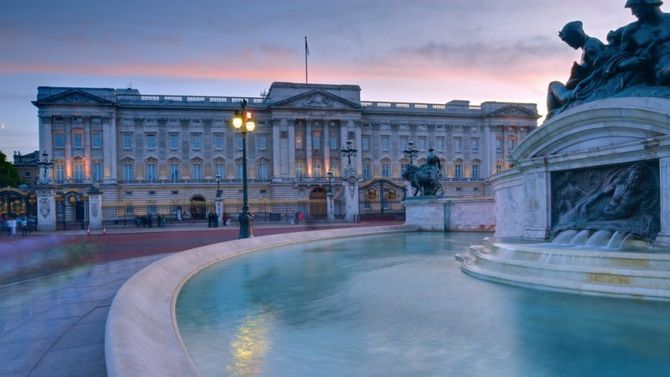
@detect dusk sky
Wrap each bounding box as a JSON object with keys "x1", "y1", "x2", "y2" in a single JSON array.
[{"x1": 0, "y1": 0, "x2": 636, "y2": 156}]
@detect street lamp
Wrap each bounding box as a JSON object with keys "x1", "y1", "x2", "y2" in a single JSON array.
[
  {"x1": 341, "y1": 139, "x2": 357, "y2": 166},
  {"x1": 36, "y1": 151, "x2": 54, "y2": 184},
  {"x1": 327, "y1": 170, "x2": 333, "y2": 193},
  {"x1": 402, "y1": 141, "x2": 419, "y2": 166},
  {"x1": 232, "y1": 99, "x2": 256, "y2": 238},
  {"x1": 216, "y1": 174, "x2": 222, "y2": 198}
]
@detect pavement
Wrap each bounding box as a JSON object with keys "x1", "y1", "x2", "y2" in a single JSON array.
[{"x1": 0, "y1": 220, "x2": 401, "y2": 376}]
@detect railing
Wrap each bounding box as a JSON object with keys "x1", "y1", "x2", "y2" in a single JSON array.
[
  {"x1": 117, "y1": 178, "x2": 273, "y2": 184},
  {"x1": 116, "y1": 94, "x2": 266, "y2": 106},
  {"x1": 361, "y1": 101, "x2": 482, "y2": 111}
]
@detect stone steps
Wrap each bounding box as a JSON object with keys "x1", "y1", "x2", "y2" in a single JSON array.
[{"x1": 458, "y1": 240, "x2": 670, "y2": 301}]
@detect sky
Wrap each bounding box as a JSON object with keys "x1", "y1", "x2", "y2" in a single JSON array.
[{"x1": 0, "y1": 0, "x2": 636, "y2": 157}]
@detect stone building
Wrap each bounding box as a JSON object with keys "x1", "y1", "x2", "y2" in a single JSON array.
[{"x1": 32, "y1": 82, "x2": 538, "y2": 224}]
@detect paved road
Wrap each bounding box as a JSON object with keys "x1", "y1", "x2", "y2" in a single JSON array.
[{"x1": 0, "y1": 221, "x2": 401, "y2": 376}]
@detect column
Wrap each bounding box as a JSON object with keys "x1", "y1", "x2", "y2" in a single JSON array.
[
  {"x1": 323, "y1": 123, "x2": 330, "y2": 173},
  {"x1": 39, "y1": 116, "x2": 53, "y2": 160},
  {"x1": 36, "y1": 186, "x2": 57, "y2": 231},
  {"x1": 342, "y1": 176, "x2": 360, "y2": 222},
  {"x1": 272, "y1": 120, "x2": 281, "y2": 180},
  {"x1": 655, "y1": 157, "x2": 670, "y2": 246},
  {"x1": 64, "y1": 117, "x2": 72, "y2": 180},
  {"x1": 306, "y1": 122, "x2": 312, "y2": 176},
  {"x1": 288, "y1": 120, "x2": 296, "y2": 178},
  {"x1": 87, "y1": 187, "x2": 103, "y2": 230},
  {"x1": 85, "y1": 117, "x2": 92, "y2": 180},
  {"x1": 354, "y1": 122, "x2": 362, "y2": 176}
]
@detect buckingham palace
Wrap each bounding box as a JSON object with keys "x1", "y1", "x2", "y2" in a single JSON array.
[{"x1": 31, "y1": 81, "x2": 538, "y2": 227}]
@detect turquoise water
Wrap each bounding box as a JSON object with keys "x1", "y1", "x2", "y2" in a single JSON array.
[{"x1": 176, "y1": 232, "x2": 670, "y2": 377}]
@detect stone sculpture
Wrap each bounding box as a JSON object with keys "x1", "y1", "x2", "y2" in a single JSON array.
[
  {"x1": 551, "y1": 161, "x2": 660, "y2": 240},
  {"x1": 547, "y1": 0, "x2": 670, "y2": 118},
  {"x1": 402, "y1": 148, "x2": 444, "y2": 197}
]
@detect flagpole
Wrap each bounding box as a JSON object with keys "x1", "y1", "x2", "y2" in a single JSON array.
[{"x1": 305, "y1": 36, "x2": 309, "y2": 84}]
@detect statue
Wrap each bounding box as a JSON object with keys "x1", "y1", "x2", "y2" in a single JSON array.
[
  {"x1": 547, "y1": 21, "x2": 606, "y2": 118},
  {"x1": 547, "y1": 0, "x2": 670, "y2": 118},
  {"x1": 402, "y1": 148, "x2": 444, "y2": 196}
]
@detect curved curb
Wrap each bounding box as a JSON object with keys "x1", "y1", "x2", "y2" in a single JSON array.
[{"x1": 105, "y1": 225, "x2": 416, "y2": 377}]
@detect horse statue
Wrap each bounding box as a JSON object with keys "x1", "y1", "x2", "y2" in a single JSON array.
[{"x1": 402, "y1": 148, "x2": 444, "y2": 197}]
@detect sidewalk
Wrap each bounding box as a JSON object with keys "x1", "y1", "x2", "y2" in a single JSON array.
[{"x1": 0, "y1": 220, "x2": 401, "y2": 376}]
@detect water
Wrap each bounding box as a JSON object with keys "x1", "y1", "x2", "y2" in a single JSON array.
[{"x1": 176, "y1": 232, "x2": 670, "y2": 377}]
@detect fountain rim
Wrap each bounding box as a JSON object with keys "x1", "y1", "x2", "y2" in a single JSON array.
[{"x1": 104, "y1": 225, "x2": 417, "y2": 377}]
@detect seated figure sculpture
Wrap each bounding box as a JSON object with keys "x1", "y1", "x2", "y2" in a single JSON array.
[
  {"x1": 547, "y1": 0, "x2": 670, "y2": 118},
  {"x1": 547, "y1": 21, "x2": 606, "y2": 118}
]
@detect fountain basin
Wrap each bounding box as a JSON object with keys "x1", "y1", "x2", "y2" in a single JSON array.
[{"x1": 460, "y1": 238, "x2": 670, "y2": 301}]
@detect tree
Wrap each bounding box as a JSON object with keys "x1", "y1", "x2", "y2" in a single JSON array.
[{"x1": 0, "y1": 150, "x2": 21, "y2": 187}]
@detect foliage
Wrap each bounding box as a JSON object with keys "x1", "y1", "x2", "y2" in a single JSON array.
[{"x1": 0, "y1": 150, "x2": 21, "y2": 187}]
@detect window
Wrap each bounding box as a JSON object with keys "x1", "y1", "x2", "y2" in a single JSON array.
[
  {"x1": 54, "y1": 133, "x2": 65, "y2": 148},
  {"x1": 454, "y1": 137, "x2": 462, "y2": 152},
  {"x1": 123, "y1": 134, "x2": 133, "y2": 149},
  {"x1": 362, "y1": 136, "x2": 370, "y2": 151},
  {"x1": 508, "y1": 136, "x2": 516, "y2": 152},
  {"x1": 472, "y1": 164, "x2": 480, "y2": 179},
  {"x1": 146, "y1": 163, "x2": 157, "y2": 180},
  {"x1": 329, "y1": 135, "x2": 338, "y2": 150},
  {"x1": 235, "y1": 135, "x2": 243, "y2": 150},
  {"x1": 382, "y1": 163, "x2": 390, "y2": 178},
  {"x1": 418, "y1": 137, "x2": 427, "y2": 151},
  {"x1": 125, "y1": 206, "x2": 134, "y2": 216},
  {"x1": 436, "y1": 137, "x2": 445, "y2": 152},
  {"x1": 455, "y1": 163, "x2": 463, "y2": 179},
  {"x1": 170, "y1": 163, "x2": 179, "y2": 180},
  {"x1": 146, "y1": 134, "x2": 156, "y2": 149},
  {"x1": 295, "y1": 134, "x2": 303, "y2": 149},
  {"x1": 123, "y1": 163, "x2": 134, "y2": 180},
  {"x1": 237, "y1": 162, "x2": 244, "y2": 179},
  {"x1": 73, "y1": 160, "x2": 84, "y2": 181},
  {"x1": 56, "y1": 163, "x2": 65, "y2": 182},
  {"x1": 363, "y1": 163, "x2": 371, "y2": 180},
  {"x1": 496, "y1": 138, "x2": 503, "y2": 153},
  {"x1": 191, "y1": 134, "x2": 201, "y2": 150},
  {"x1": 92, "y1": 162, "x2": 103, "y2": 181},
  {"x1": 169, "y1": 134, "x2": 179, "y2": 149},
  {"x1": 73, "y1": 133, "x2": 83, "y2": 149},
  {"x1": 471, "y1": 138, "x2": 479, "y2": 153},
  {"x1": 192, "y1": 163, "x2": 202, "y2": 180},
  {"x1": 257, "y1": 135, "x2": 267, "y2": 151},
  {"x1": 214, "y1": 134, "x2": 224, "y2": 149},
  {"x1": 92, "y1": 133, "x2": 102, "y2": 148},
  {"x1": 215, "y1": 163, "x2": 225, "y2": 178},
  {"x1": 313, "y1": 160, "x2": 321, "y2": 177},
  {"x1": 258, "y1": 162, "x2": 268, "y2": 179},
  {"x1": 295, "y1": 162, "x2": 304, "y2": 178},
  {"x1": 400, "y1": 136, "x2": 409, "y2": 150},
  {"x1": 312, "y1": 132, "x2": 321, "y2": 150},
  {"x1": 496, "y1": 163, "x2": 503, "y2": 173},
  {"x1": 381, "y1": 136, "x2": 390, "y2": 151}
]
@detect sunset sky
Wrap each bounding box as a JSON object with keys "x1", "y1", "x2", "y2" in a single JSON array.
[{"x1": 0, "y1": 0, "x2": 637, "y2": 156}]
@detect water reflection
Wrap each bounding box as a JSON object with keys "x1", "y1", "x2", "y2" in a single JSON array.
[{"x1": 177, "y1": 232, "x2": 670, "y2": 377}]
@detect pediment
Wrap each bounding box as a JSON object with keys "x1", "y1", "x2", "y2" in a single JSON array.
[
  {"x1": 33, "y1": 89, "x2": 114, "y2": 106},
  {"x1": 269, "y1": 89, "x2": 360, "y2": 110},
  {"x1": 486, "y1": 105, "x2": 538, "y2": 118}
]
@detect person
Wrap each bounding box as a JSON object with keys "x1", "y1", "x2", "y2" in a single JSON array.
[
  {"x1": 7, "y1": 217, "x2": 16, "y2": 237},
  {"x1": 20, "y1": 218, "x2": 28, "y2": 236},
  {"x1": 547, "y1": 21, "x2": 606, "y2": 118},
  {"x1": 207, "y1": 210, "x2": 213, "y2": 228}
]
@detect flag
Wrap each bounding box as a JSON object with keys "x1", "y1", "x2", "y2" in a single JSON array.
[{"x1": 305, "y1": 36, "x2": 309, "y2": 56}]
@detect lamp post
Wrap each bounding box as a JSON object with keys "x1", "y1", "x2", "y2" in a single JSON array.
[
  {"x1": 36, "y1": 151, "x2": 54, "y2": 185},
  {"x1": 215, "y1": 174, "x2": 222, "y2": 198},
  {"x1": 232, "y1": 99, "x2": 256, "y2": 238},
  {"x1": 326, "y1": 170, "x2": 334, "y2": 221},
  {"x1": 402, "y1": 141, "x2": 419, "y2": 166},
  {"x1": 341, "y1": 139, "x2": 357, "y2": 167}
]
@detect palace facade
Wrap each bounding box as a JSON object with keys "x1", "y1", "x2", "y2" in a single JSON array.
[{"x1": 32, "y1": 82, "x2": 538, "y2": 223}]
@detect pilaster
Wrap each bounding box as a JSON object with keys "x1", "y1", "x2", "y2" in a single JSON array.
[
  {"x1": 288, "y1": 120, "x2": 296, "y2": 178},
  {"x1": 36, "y1": 186, "x2": 57, "y2": 232},
  {"x1": 654, "y1": 157, "x2": 670, "y2": 247},
  {"x1": 306, "y1": 122, "x2": 313, "y2": 176},
  {"x1": 272, "y1": 120, "x2": 281, "y2": 179}
]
